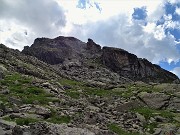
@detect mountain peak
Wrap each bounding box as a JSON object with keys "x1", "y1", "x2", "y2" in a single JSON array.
[{"x1": 22, "y1": 36, "x2": 179, "y2": 83}]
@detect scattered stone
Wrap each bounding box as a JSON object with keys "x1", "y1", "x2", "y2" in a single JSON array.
[
  {"x1": 0, "y1": 89, "x2": 10, "y2": 94},
  {"x1": 0, "y1": 119, "x2": 16, "y2": 130},
  {"x1": 86, "y1": 105, "x2": 100, "y2": 112},
  {"x1": 136, "y1": 113, "x2": 146, "y2": 125},
  {"x1": 0, "y1": 126, "x2": 5, "y2": 135},
  {"x1": 8, "y1": 97, "x2": 22, "y2": 106},
  {"x1": 154, "y1": 116, "x2": 167, "y2": 122},
  {"x1": 153, "y1": 128, "x2": 162, "y2": 135},
  {"x1": 34, "y1": 105, "x2": 51, "y2": 119},
  {"x1": 168, "y1": 97, "x2": 180, "y2": 111},
  {"x1": 12, "y1": 122, "x2": 95, "y2": 135},
  {"x1": 116, "y1": 100, "x2": 145, "y2": 112},
  {"x1": 0, "y1": 64, "x2": 7, "y2": 80}
]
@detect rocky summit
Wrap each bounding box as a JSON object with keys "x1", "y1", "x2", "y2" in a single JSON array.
[
  {"x1": 22, "y1": 36, "x2": 178, "y2": 83},
  {"x1": 0, "y1": 36, "x2": 180, "y2": 135}
]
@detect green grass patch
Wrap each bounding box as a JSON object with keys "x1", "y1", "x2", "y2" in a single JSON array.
[
  {"x1": 132, "y1": 107, "x2": 175, "y2": 120},
  {"x1": 84, "y1": 87, "x2": 110, "y2": 97},
  {"x1": 0, "y1": 73, "x2": 32, "y2": 86},
  {"x1": 144, "y1": 123, "x2": 158, "y2": 134},
  {"x1": 47, "y1": 115, "x2": 71, "y2": 124},
  {"x1": 132, "y1": 107, "x2": 179, "y2": 134},
  {"x1": 0, "y1": 73, "x2": 55, "y2": 105},
  {"x1": 65, "y1": 90, "x2": 81, "y2": 99},
  {"x1": 0, "y1": 94, "x2": 8, "y2": 103},
  {"x1": 3, "y1": 116, "x2": 39, "y2": 126},
  {"x1": 59, "y1": 78, "x2": 83, "y2": 86},
  {"x1": 108, "y1": 124, "x2": 140, "y2": 135},
  {"x1": 16, "y1": 118, "x2": 39, "y2": 126}
]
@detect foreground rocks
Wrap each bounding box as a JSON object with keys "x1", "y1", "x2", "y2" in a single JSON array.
[{"x1": 12, "y1": 122, "x2": 95, "y2": 135}]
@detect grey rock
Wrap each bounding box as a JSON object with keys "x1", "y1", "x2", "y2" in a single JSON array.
[
  {"x1": 102, "y1": 47, "x2": 178, "y2": 82},
  {"x1": 0, "y1": 64, "x2": 7, "y2": 80},
  {"x1": 0, "y1": 119, "x2": 16, "y2": 130},
  {"x1": 138, "y1": 92, "x2": 170, "y2": 109},
  {"x1": 9, "y1": 113, "x2": 43, "y2": 120},
  {"x1": 86, "y1": 38, "x2": 101, "y2": 53},
  {"x1": 153, "y1": 128, "x2": 162, "y2": 135},
  {"x1": 0, "y1": 109, "x2": 3, "y2": 117},
  {"x1": 136, "y1": 113, "x2": 146, "y2": 125},
  {"x1": 168, "y1": 97, "x2": 180, "y2": 111},
  {"x1": 154, "y1": 116, "x2": 167, "y2": 122},
  {"x1": 8, "y1": 97, "x2": 22, "y2": 106},
  {"x1": 0, "y1": 126, "x2": 5, "y2": 135},
  {"x1": 12, "y1": 122, "x2": 95, "y2": 135},
  {"x1": 86, "y1": 105, "x2": 100, "y2": 112},
  {"x1": 34, "y1": 105, "x2": 51, "y2": 118},
  {"x1": 116, "y1": 100, "x2": 145, "y2": 112},
  {"x1": 0, "y1": 89, "x2": 10, "y2": 94}
]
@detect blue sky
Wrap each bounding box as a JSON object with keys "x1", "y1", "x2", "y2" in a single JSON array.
[
  {"x1": 0, "y1": 0, "x2": 180, "y2": 77},
  {"x1": 129, "y1": 1, "x2": 180, "y2": 76}
]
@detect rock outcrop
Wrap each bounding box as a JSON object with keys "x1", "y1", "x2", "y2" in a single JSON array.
[
  {"x1": 22, "y1": 36, "x2": 179, "y2": 83},
  {"x1": 86, "y1": 38, "x2": 101, "y2": 53},
  {"x1": 102, "y1": 47, "x2": 178, "y2": 82},
  {"x1": 22, "y1": 36, "x2": 86, "y2": 65}
]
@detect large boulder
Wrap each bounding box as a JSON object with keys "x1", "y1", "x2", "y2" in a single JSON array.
[{"x1": 138, "y1": 92, "x2": 170, "y2": 109}]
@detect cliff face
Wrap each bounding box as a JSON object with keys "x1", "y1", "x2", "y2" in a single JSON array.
[
  {"x1": 102, "y1": 47, "x2": 178, "y2": 82},
  {"x1": 22, "y1": 36, "x2": 179, "y2": 83}
]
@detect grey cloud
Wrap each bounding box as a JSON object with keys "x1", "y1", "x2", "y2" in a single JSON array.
[{"x1": 0, "y1": 0, "x2": 66, "y2": 39}]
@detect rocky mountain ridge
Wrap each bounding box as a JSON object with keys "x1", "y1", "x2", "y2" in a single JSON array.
[
  {"x1": 0, "y1": 36, "x2": 180, "y2": 135},
  {"x1": 22, "y1": 36, "x2": 179, "y2": 83}
]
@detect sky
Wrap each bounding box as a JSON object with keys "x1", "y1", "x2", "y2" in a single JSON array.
[{"x1": 0, "y1": 0, "x2": 180, "y2": 78}]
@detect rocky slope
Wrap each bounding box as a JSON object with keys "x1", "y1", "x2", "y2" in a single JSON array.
[
  {"x1": 0, "y1": 36, "x2": 180, "y2": 135},
  {"x1": 22, "y1": 36, "x2": 179, "y2": 83}
]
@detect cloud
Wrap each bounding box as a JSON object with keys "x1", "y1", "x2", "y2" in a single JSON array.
[
  {"x1": 67, "y1": 12, "x2": 180, "y2": 64},
  {"x1": 171, "y1": 67, "x2": 180, "y2": 78},
  {"x1": 59, "y1": 0, "x2": 180, "y2": 65},
  {"x1": 175, "y1": 7, "x2": 180, "y2": 15},
  {"x1": 0, "y1": 0, "x2": 66, "y2": 50}
]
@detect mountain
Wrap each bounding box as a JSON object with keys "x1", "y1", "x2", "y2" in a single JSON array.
[
  {"x1": 0, "y1": 36, "x2": 180, "y2": 135},
  {"x1": 22, "y1": 36, "x2": 179, "y2": 83}
]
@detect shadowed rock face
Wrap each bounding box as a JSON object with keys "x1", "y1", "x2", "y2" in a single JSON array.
[
  {"x1": 86, "y1": 38, "x2": 101, "y2": 53},
  {"x1": 102, "y1": 47, "x2": 178, "y2": 82},
  {"x1": 22, "y1": 36, "x2": 86, "y2": 65},
  {"x1": 22, "y1": 36, "x2": 179, "y2": 83}
]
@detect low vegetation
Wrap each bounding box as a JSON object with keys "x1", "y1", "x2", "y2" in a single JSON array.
[{"x1": 108, "y1": 123, "x2": 140, "y2": 135}]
